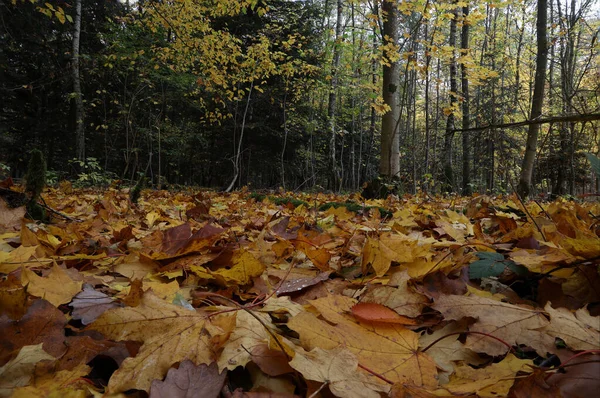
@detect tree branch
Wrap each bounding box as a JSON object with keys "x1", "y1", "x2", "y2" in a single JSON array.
[{"x1": 454, "y1": 113, "x2": 600, "y2": 133}]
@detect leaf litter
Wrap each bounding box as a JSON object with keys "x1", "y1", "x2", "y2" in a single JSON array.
[{"x1": 0, "y1": 187, "x2": 599, "y2": 397}]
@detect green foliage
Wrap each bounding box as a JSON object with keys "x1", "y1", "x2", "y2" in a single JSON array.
[
  {"x1": 25, "y1": 149, "x2": 46, "y2": 200},
  {"x1": 318, "y1": 201, "x2": 392, "y2": 218},
  {"x1": 249, "y1": 193, "x2": 308, "y2": 208},
  {"x1": 69, "y1": 158, "x2": 115, "y2": 187},
  {"x1": 468, "y1": 252, "x2": 527, "y2": 279},
  {"x1": 0, "y1": 162, "x2": 10, "y2": 177},
  {"x1": 585, "y1": 153, "x2": 600, "y2": 179}
]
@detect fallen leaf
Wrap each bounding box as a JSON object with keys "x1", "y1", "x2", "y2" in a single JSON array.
[
  {"x1": 432, "y1": 294, "x2": 548, "y2": 356},
  {"x1": 351, "y1": 303, "x2": 418, "y2": 325},
  {"x1": 0, "y1": 299, "x2": 66, "y2": 366},
  {"x1": 288, "y1": 310, "x2": 438, "y2": 387},
  {"x1": 150, "y1": 360, "x2": 225, "y2": 398},
  {"x1": 21, "y1": 264, "x2": 82, "y2": 307},
  {"x1": 70, "y1": 284, "x2": 121, "y2": 325},
  {"x1": 250, "y1": 344, "x2": 294, "y2": 377},
  {"x1": 542, "y1": 303, "x2": 600, "y2": 350},
  {"x1": 89, "y1": 291, "x2": 235, "y2": 393},
  {"x1": 361, "y1": 270, "x2": 428, "y2": 317},
  {"x1": 446, "y1": 354, "x2": 532, "y2": 397},
  {"x1": 0, "y1": 344, "x2": 55, "y2": 396},
  {"x1": 289, "y1": 347, "x2": 390, "y2": 398},
  {"x1": 211, "y1": 249, "x2": 266, "y2": 286}
]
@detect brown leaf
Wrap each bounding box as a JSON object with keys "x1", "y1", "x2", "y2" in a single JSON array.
[
  {"x1": 0, "y1": 199, "x2": 25, "y2": 232},
  {"x1": 250, "y1": 344, "x2": 294, "y2": 377},
  {"x1": 277, "y1": 271, "x2": 331, "y2": 296},
  {"x1": 0, "y1": 274, "x2": 27, "y2": 320},
  {"x1": 0, "y1": 299, "x2": 66, "y2": 366},
  {"x1": 150, "y1": 361, "x2": 225, "y2": 398}
]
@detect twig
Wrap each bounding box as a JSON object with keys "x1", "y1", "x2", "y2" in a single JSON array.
[{"x1": 39, "y1": 196, "x2": 80, "y2": 222}]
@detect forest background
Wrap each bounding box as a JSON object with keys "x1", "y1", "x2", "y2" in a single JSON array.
[{"x1": 1, "y1": 0, "x2": 599, "y2": 196}]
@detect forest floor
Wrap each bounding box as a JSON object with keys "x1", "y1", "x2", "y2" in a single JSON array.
[{"x1": 0, "y1": 184, "x2": 599, "y2": 397}]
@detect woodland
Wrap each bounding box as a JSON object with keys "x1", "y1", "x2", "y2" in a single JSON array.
[{"x1": 1, "y1": 0, "x2": 600, "y2": 397}]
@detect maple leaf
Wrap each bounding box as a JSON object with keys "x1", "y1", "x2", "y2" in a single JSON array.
[
  {"x1": 0, "y1": 299, "x2": 67, "y2": 366},
  {"x1": 21, "y1": 264, "x2": 82, "y2": 307},
  {"x1": 10, "y1": 363, "x2": 91, "y2": 398},
  {"x1": 542, "y1": 303, "x2": 600, "y2": 350},
  {"x1": 211, "y1": 248, "x2": 266, "y2": 286},
  {"x1": 360, "y1": 270, "x2": 428, "y2": 318},
  {"x1": 362, "y1": 233, "x2": 418, "y2": 276},
  {"x1": 217, "y1": 309, "x2": 293, "y2": 371},
  {"x1": 150, "y1": 361, "x2": 225, "y2": 398},
  {"x1": 445, "y1": 354, "x2": 532, "y2": 397},
  {"x1": 89, "y1": 291, "x2": 235, "y2": 393},
  {"x1": 288, "y1": 295, "x2": 438, "y2": 388},
  {"x1": 432, "y1": 294, "x2": 548, "y2": 356},
  {"x1": 290, "y1": 347, "x2": 390, "y2": 398},
  {"x1": 0, "y1": 344, "x2": 55, "y2": 396},
  {"x1": 419, "y1": 320, "x2": 484, "y2": 384}
]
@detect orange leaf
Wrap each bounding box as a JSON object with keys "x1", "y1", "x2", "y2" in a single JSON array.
[{"x1": 351, "y1": 303, "x2": 418, "y2": 325}]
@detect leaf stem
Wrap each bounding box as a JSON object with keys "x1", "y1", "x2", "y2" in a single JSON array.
[{"x1": 421, "y1": 330, "x2": 514, "y2": 354}]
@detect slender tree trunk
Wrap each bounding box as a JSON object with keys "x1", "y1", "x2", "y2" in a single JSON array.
[
  {"x1": 443, "y1": 0, "x2": 458, "y2": 192},
  {"x1": 461, "y1": 6, "x2": 471, "y2": 195},
  {"x1": 424, "y1": 22, "x2": 431, "y2": 180},
  {"x1": 72, "y1": 0, "x2": 85, "y2": 161},
  {"x1": 518, "y1": 0, "x2": 548, "y2": 198},
  {"x1": 328, "y1": 0, "x2": 343, "y2": 190},
  {"x1": 379, "y1": 0, "x2": 400, "y2": 178}
]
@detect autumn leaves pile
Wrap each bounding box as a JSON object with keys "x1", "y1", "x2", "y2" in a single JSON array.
[{"x1": 1, "y1": 188, "x2": 599, "y2": 397}]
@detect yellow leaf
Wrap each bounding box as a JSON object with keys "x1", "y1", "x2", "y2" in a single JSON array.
[
  {"x1": 288, "y1": 309, "x2": 438, "y2": 387},
  {"x1": 21, "y1": 264, "x2": 82, "y2": 307},
  {"x1": 446, "y1": 354, "x2": 532, "y2": 397},
  {"x1": 290, "y1": 347, "x2": 390, "y2": 397},
  {"x1": 89, "y1": 292, "x2": 235, "y2": 393},
  {"x1": 0, "y1": 245, "x2": 39, "y2": 274},
  {"x1": 212, "y1": 249, "x2": 265, "y2": 286},
  {"x1": 0, "y1": 344, "x2": 55, "y2": 395}
]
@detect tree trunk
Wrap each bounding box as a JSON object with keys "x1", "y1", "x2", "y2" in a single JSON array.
[
  {"x1": 442, "y1": 0, "x2": 458, "y2": 192},
  {"x1": 379, "y1": 0, "x2": 400, "y2": 178},
  {"x1": 72, "y1": 0, "x2": 84, "y2": 161},
  {"x1": 328, "y1": 0, "x2": 343, "y2": 190},
  {"x1": 461, "y1": 5, "x2": 471, "y2": 195},
  {"x1": 518, "y1": 0, "x2": 548, "y2": 198}
]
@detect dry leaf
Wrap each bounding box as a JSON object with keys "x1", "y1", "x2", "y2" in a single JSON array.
[
  {"x1": 21, "y1": 264, "x2": 82, "y2": 307},
  {"x1": 290, "y1": 347, "x2": 390, "y2": 398},
  {"x1": 89, "y1": 291, "x2": 235, "y2": 393},
  {"x1": 150, "y1": 361, "x2": 225, "y2": 398},
  {"x1": 432, "y1": 294, "x2": 548, "y2": 355}
]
